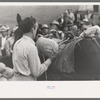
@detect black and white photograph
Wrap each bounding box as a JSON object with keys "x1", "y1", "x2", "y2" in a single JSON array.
[{"x1": 0, "y1": 3, "x2": 100, "y2": 81}]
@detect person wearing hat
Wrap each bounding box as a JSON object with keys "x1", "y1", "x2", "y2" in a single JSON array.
[
  {"x1": 84, "y1": 10, "x2": 92, "y2": 23},
  {"x1": 4, "y1": 26, "x2": 17, "y2": 69},
  {"x1": 12, "y1": 17, "x2": 58, "y2": 81},
  {"x1": 5, "y1": 26, "x2": 17, "y2": 56},
  {"x1": 79, "y1": 18, "x2": 100, "y2": 38},
  {"x1": 36, "y1": 24, "x2": 49, "y2": 39},
  {"x1": 0, "y1": 26, "x2": 9, "y2": 57},
  {"x1": 49, "y1": 29, "x2": 59, "y2": 39},
  {"x1": 50, "y1": 20, "x2": 59, "y2": 30},
  {"x1": 42, "y1": 24, "x2": 49, "y2": 36},
  {"x1": 68, "y1": 9, "x2": 75, "y2": 22},
  {"x1": 50, "y1": 20, "x2": 64, "y2": 40},
  {"x1": 63, "y1": 20, "x2": 77, "y2": 40},
  {"x1": 81, "y1": 18, "x2": 92, "y2": 31}
]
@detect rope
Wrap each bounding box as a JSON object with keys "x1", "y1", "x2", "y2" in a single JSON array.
[
  {"x1": 58, "y1": 37, "x2": 82, "y2": 46},
  {"x1": 91, "y1": 37, "x2": 100, "y2": 49}
]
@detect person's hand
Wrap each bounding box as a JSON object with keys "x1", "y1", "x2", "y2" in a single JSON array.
[{"x1": 49, "y1": 51, "x2": 58, "y2": 61}]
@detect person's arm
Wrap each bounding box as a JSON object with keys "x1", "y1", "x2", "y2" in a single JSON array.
[
  {"x1": 79, "y1": 31, "x2": 85, "y2": 38},
  {"x1": 85, "y1": 25, "x2": 100, "y2": 37},
  {"x1": 95, "y1": 25, "x2": 100, "y2": 38},
  {"x1": 5, "y1": 40, "x2": 11, "y2": 57},
  {"x1": 28, "y1": 45, "x2": 52, "y2": 77}
]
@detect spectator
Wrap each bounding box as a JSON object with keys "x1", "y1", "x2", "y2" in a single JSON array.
[
  {"x1": 63, "y1": 21, "x2": 77, "y2": 40},
  {"x1": 79, "y1": 19, "x2": 100, "y2": 38},
  {"x1": 0, "y1": 26, "x2": 9, "y2": 57},
  {"x1": 42, "y1": 24, "x2": 49, "y2": 36},
  {"x1": 5, "y1": 27, "x2": 16, "y2": 57},
  {"x1": 50, "y1": 20, "x2": 64, "y2": 40},
  {"x1": 84, "y1": 10, "x2": 92, "y2": 22},
  {"x1": 62, "y1": 10, "x2": 73, "y2": 29},
  {"x1": 90, "y1": 14, "x2": 95, "y2": 26},
  {"x1": 57, "y1": 14, "x2": 64, "y2": 30},
  {"x1": 68, "y1": 9, "x2": 75, "y2": 22},
  {"x1": 74, "y1": 10, "x2": 83, "y2": 28},
  {"x1": 98, "y1": 16, "x2": 100, "y2": 27}
]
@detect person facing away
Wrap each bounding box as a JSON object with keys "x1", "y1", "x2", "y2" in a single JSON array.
[{"x1": 12, "y1": 17, "x2": 57, "y2": 81}]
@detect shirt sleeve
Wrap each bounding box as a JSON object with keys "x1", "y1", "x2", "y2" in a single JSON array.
[
  {"x1": 85, "y1": 25, "x2": 100, "y2": 37},
  {"x1": 79, "y1": 31, "x2": 85, "y2": 38},
  {"x1": 95, "y1": 25, "x2": 100, "y2": 38},
  {"x1": 5, "y1": 39, "x2": 11, "y2": 56},
  {"x1": 28, "y1": 45, "x2": 51, "y2": 77}
]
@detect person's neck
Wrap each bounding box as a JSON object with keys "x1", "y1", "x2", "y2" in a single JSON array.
[
  {"x1": 24, "y1": 32, "x2": 33, "y2": 40},
  {"x1": 2, "y1": 35, "x2": 6, "y2": 38}
]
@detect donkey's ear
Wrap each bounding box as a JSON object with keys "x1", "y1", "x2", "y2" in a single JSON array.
[{"x1": 17, "y1": 13, "x2": 22, "y2": 26}]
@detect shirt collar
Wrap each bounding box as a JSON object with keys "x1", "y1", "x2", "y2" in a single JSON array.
[{"x1": 22, "y1": 35, "x2": 35, "y2": 45}]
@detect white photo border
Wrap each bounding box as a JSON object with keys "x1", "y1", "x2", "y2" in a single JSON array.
[{"x1": 0, "y1": 2, "x2": 100, "y2": 98}]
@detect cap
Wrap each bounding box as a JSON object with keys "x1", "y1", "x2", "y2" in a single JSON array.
[
  {"x1": 50, "y1": 20, "x2": 59, "y2": 26},
  {"x1": 49, "y1": 29, "x2": 57, "y2": 33},
  {"x1": 42, "y1": 24, "x2": 49, "y2": 29},
  {"x1": 0, "y1": 26, "x2": 8, "y2": 32}
]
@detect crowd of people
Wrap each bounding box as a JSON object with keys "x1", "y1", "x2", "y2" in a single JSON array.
[
  {"x1": 0, "y1": 9, "x2": 100, "y2": 81},
  {"x1": 36, "y1": 9, "x2": 100, "y2": 41}
]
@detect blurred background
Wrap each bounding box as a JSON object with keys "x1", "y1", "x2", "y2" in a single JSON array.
[{"x1": 0, "y1": 5, "x2": 99, "y2": 28}]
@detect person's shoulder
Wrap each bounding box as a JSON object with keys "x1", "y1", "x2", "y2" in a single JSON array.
[
  {"x1": 92, "y1": 25, "x2": 99, "y2": 29},
  {"x1": 13, "y1": 38, "x2": 23, "y2": 48}
]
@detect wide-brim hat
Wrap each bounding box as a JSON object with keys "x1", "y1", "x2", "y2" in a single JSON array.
[
  {"x1": 4, "y1": 25, "x2": 10, "y2": 31},
  {"x1": 42, "y1": 24, "x2": 49, "y2": 29},
  {"x1": 0, "y1": 26, "x2": 8, "y2": 32},
  {"x1": 81, "y1": 18, "x2": 90, "y2": 25},
  {"x1": 50, "y1": 20, "x2": 59, "y2": 26},
  {"x1": 49, "y1": 29, "x2": 57, "y2": 33}
]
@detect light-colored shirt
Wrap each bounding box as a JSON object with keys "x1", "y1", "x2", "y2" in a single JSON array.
[
  {"x1": 79, "y1": 25, "x2": 100, "y2": 38},
  {"x1": 5, "y1": 37, "x2": 14, "y2": 56},
  {"x1": 84, "y1": 13, "x2": 91, "y2": 22},
  {"x1": 68, "y1": 13, "x2": 75, "y2": 22},
  {"x1": 1, "y1": 36, "x2": 7, "y2": 50},
  {"x1": 13, "y1": 35, "x2": 51, "y2": 79},
  {"x1": 77, "y1": 13, "x2": 81, "y2": 22}
]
